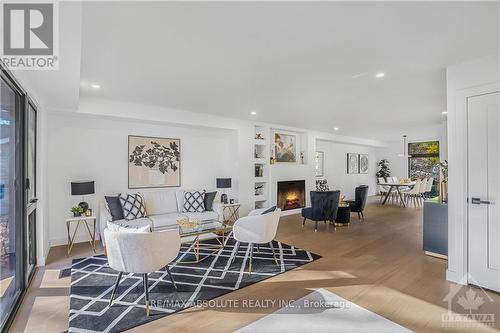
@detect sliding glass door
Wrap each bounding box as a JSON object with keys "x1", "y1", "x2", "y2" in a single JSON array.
[
  {"x1": 0, "y1": 67, "x2": 37, "y2": 331},
  {"x1": 0, "y1": 72, "x2": 23, "y2": 329}
]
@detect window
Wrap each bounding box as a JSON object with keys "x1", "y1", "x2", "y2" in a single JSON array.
[{"x1": 408, "y1": 141, "x2": 440, "y2": 195}]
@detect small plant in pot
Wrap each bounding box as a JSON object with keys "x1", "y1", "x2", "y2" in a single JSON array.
[{"x1": 71, "y1": 206, "x2": 84, "y2": 217}]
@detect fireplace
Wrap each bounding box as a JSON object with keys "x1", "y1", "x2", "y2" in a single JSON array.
[{"x1": 277, "y1": 180, "x2": 306, "y2": 211}]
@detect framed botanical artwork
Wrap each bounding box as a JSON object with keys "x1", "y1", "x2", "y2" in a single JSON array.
[
  {"x1": 274, "y1": 132, "x2": 297, "y2": 163},
  {"x1": 359, "y1": 154, "x2": 369, "y2": 174},
  {"x1": 128, "y1": 135, "x2": 181, "y2": 188},
  {"x1": 347, "y1": 153, "x2": 359, "y2": 174},
  {"x1": 315, "y1": 151, "x2": 324, "y2": 177}
]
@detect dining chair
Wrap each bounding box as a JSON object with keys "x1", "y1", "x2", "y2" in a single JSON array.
[
  {"x1": 104, "y1": 228, "x2": 180, "y2": 316},
  {"x1": 424, "y1": 177, "x2": 434, "y2": 198},
  {"x1": 232, "y1": 207, "x2": 282, "y2": 273},
  {"x1": 419, "y1": 178, "x2": 428, "y2": 205},
  {"x1": 377, "y1": 177, "x2": 390, "y2": 203},
  {"x1": 402, "y1": 179, "x2": 422, "y2": 208}
]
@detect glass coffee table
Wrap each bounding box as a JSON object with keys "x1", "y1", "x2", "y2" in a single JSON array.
[{"x1": 153, "y1": 219, "x2": 232, "y2": 263}]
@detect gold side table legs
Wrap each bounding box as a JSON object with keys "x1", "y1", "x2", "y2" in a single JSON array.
[{"x1": 66, "y1": 218, "x2": 97, "y2": 255}]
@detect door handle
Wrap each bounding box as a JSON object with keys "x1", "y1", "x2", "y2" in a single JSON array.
[
  {"x1": 29, "y1": 198, "x2": 38, "y2": 204},
  {"x1": 471, "y1": 197, "x2": 492, "y2": 205}
]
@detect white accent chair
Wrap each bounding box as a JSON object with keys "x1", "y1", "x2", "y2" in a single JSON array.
[
  {"x1": 232, "y1": 208, "x2": 282, "y2": 273},
  {"x1": 103, "y1": 228, "x2": 180, "y2": 316}
]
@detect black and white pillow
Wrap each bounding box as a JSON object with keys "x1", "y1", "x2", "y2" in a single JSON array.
[
  {"x1": 183, "y1": 190, "x2": 206, "y2": 213},
  {"x1": 119, "y1": 193, "x2": 147, "y2": 220}
]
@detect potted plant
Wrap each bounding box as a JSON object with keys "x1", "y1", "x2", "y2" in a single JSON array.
[
  {"x1": 71, "y1": 206, "x2": 84, "y2": 217},
  {"x1": 376, "y1": 159, "x2": 391, "y2": 180}
]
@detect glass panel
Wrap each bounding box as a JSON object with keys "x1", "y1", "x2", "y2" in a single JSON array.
[
  {"x1": 26, "y1": 104, "x2": 37, "y2": 279},
  {"x1": 0, "y1": 77, "x2": 20, "y2": 326},
  {"x1": 408, "y1": 141, "x2": 439, "y2": 155},
  {"x1": 27, "y1": 105, "x2": 35, "y2": 202}
]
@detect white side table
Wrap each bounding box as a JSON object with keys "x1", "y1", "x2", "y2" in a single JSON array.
[
  {"x1": 222, "y1": 203, "x2": 241, "y2": 225},
  {"x1": 66, "y1": 215, "x2": 97, "y2": 255}
]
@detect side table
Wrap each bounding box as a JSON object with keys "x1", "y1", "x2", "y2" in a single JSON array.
[
  {"x1": 335, "y1": 204, "x2": 351, "y2": 226},
  {"x1": 222, "y1": 203, "x2": 240, "y2": 225},
  {"x1": 66, "y1": 216, "x2": 97, "y2": 255}
]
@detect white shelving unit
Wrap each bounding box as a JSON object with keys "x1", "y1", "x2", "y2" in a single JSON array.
[{"x1": 253, "y1": 125, "x2": 271, "y2": 209}]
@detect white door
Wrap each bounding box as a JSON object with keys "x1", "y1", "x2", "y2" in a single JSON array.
[{"x1": 468, "y1": 91, "x2": 500, "y2": 292}]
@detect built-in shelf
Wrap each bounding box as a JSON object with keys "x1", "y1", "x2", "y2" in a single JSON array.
[{"x1": 253, "y1": 125, "x2": 271, "y2": 210}]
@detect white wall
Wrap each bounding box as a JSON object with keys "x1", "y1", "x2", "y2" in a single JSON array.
[
  {"x1": 316, "y1": 140, "x2": 377, "y2": 199},
  {"x1": 34, "y1": 95, "x2": 386, "y2": 261},
  {"x1": 446, "y1": 54, "x2": 500, "y2": 284},
  {"x1": 46, "y1": 111, "x2": 237, "y2": 245}
]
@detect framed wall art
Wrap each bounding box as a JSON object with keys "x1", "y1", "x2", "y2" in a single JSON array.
[{"x1": 128, "y1": 135, "x2": 181, "y2": 188}]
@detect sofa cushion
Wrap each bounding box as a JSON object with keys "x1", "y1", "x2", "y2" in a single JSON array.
[
  {"x1": 204, "y1": 191, "x2": 217, "y2": 211},
  {"x1": 182, "y1": 211, "x2": 218, "y2": 221},
  {"x1": 183, "y1": 190, "x2": 206, "y2": 213},
  {"x1": 142, "y1": 191, "x2": 178, "y2": 215},
  {"x1": 105, "y1": 195, "x2": 124, "y2": 221},
  {"x1": 119, "y1": 193, "x2": 148, "y2": 220},
  {"x1": 148, "y1": 213, "x2": 185, "y2": 229},
  {"x1": 106, "y1": 218, "x2": 152, "y2": 233},
  {"x1": 175, "y1": 191, "x2": 185, "y2": 212}
]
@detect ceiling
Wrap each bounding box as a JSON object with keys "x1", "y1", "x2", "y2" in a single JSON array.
[{"x1": 35, "y1": 2, "x2": 500, "y2": 140}]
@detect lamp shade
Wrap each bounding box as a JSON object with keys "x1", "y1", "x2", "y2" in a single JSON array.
[
  {"x1": 216, "y1": 178, "x2": 231, "y2": 189},
  {"x1": 71, "y1": 181, "x2": 95, "y2": 196}
]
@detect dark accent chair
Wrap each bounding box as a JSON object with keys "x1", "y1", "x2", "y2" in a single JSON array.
[
  {"x1": 346, "y1": 185, "x2": 369, "y2": 220},
  {"x1": 301, "y1": 190, "x2": 341, "y2": 232}
]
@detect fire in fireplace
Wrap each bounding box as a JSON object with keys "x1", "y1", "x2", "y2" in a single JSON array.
[{"x1": 277, "y1": 180, "x2": 306, "y2": 211}]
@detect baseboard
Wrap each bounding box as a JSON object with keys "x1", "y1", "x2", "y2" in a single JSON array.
[
  {"x1": 50, "y1": 233, "x2": 101, "y2": 247},
  {"x1": 425, "y1": 251, "x2": 448, "y2": 260}
]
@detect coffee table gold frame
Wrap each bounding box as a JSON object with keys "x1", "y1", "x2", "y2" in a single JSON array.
[{"x1": 154, "y1": 220, "x2": 232, "y2": 264}]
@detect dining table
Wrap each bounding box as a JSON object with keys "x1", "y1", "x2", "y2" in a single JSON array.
[{"x1": 378, "y1": 182, "x2": 416, "y2": 207}]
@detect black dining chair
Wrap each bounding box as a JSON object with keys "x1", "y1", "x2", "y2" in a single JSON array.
[
  {"x1": 346, "y1": 185, "x2": 369, "y2": 220},
  {"x1": 301, "y1": 190, "x2": 341, "y2": 232}
]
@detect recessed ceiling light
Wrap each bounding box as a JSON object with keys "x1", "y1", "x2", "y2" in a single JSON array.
[
  {"x1": 250, "y1": 111, "x2": 257, "y2": 115},
  {"x1": 442, "y1": 111, "x2": 448, "y2": 115},
  {"x1": 90, "y1": 84, "x2": 101, "y2": 89},
  {"x1": 333, "y1": 127, "x2": 339, "y2": 131},
  {"x1": 375, "y1": 73, "x2": 385, "y2": 78}
]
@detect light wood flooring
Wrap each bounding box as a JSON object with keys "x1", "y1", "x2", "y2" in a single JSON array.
[{"x1": 9, "y1": 198, "x2": 500, "y2": 332}]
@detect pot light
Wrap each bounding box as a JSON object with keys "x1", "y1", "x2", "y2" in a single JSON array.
[
  {"x1": 250, "y1": 111, "x2": 257, "y2": 115},
  {"x1": 333, "y1": 127, "x2": 339, "y2": 131},
  {"x1": 90, "y1": 84, "x2": 101, "y2": 89},
  {"x1": 375, "y1": 73, "x2": 385, "y2": 78},
  {"x1": 442, "y1": 111, "x2": 448, "y2": 115}
]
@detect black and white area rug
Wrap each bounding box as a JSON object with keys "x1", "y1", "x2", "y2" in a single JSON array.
[{"x1": 69, "y1": 234, "x2": 321, "y2": 333}]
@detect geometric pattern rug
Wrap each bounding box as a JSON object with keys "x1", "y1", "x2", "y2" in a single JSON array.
[{"x1": 69, "y1": 234, "x2": 321, "y2": 333}]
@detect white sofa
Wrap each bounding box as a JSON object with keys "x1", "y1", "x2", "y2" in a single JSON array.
[{"x1": 99, "y1": 190, "x2": 223, "y2": 246}]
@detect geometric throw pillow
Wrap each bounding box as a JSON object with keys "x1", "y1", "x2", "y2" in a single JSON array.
[
  {"x1": 203, "y1": 191, "x2": 217, "y2": 211},
  {"x1": 183, "y1": 190, "x2": 206, "y2": 213},
  {"x1": 119, "y1": 193, "x2": 148, "y2": 220}
]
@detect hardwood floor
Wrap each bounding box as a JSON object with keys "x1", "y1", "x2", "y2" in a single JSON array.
[{"x1": 9, "y1": 198, "x2": 500, "y2": 332}]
